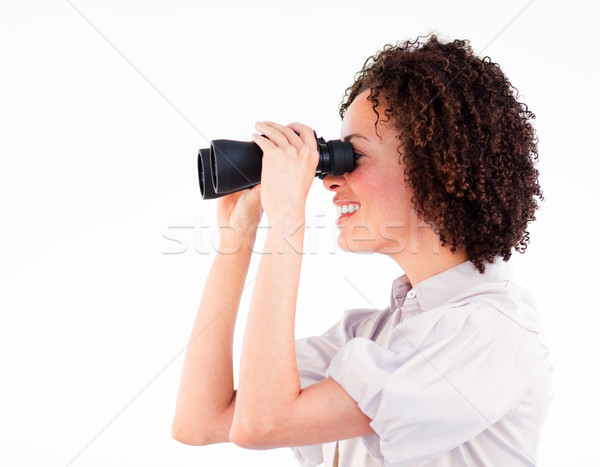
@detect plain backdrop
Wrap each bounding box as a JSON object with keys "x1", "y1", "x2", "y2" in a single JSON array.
[{"x1": 1, "y1": 0, "x2": 597, "y2": 465}]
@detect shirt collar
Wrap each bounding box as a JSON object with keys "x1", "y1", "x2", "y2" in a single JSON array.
[
  {"x1": 390, "y1": 274, "x2": 412, "y2": 311},
  {"x1": 389, "y1": 255, "x2": 514, "y2": 312}
]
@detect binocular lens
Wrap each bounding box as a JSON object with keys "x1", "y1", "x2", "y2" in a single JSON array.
[
  {"x1": 197, "y1": 148, "x2": 212, "y2": 199},
  {"x1": 197, "y1": 131, "x2": 357, "y2": 199}
]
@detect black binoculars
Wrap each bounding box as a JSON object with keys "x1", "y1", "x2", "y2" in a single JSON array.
[{"x1": 197, "y1": 131, "x2": 358, "y2": 199}]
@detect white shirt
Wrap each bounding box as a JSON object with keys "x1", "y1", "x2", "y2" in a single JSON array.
[{"x1": 291, "y1": 257, "x2": 554, "y2": 466}]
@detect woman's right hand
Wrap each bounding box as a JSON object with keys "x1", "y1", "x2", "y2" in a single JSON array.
[{"x1": 216, "y1": 184, "x2": 263, "y2": 252}]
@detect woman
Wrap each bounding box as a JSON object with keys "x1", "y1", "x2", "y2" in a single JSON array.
[{"x1": 172, "y1": 34, "x2": 553, "y2": 466}]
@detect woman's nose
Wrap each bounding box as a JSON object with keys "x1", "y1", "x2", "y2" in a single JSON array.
[{"x1": 322, "y1": 173, "x2": 346, "y2": 192}]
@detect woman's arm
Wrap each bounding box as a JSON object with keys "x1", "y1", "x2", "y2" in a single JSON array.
[
  {"x1": 230, "y1": 214, "x2": 305, "y2": 440},
  {"x1": 172, "y1": 121, "x2": 374, "y2": 449},
  {"x1": 230, "y1": 121, "x2": 374, "y2": 447},
  {"x1": 173, "y1": 221, "x2": 373, "y2": 448},
  {"x1": 172, "y1": 186, "x2": 262, "y2": 446},
  {"x1": 230, "y1": 216, "x2": 375, "y2": 448},
  {"x1": 171, "y1": 238, "x2": 250, "y2": 445}
]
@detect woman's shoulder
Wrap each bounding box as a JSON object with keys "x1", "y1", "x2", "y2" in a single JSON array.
[
  {"x1": 325, "y1": 306, "x2": 393, "y2": 341},
  {"x1": 446, "y1": 277, "x2": 545, "y2": 341}
]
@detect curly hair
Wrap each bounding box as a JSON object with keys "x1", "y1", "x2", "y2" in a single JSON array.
[{"x1": 340, "y1": 33, "x2": 543, "y2": 274}]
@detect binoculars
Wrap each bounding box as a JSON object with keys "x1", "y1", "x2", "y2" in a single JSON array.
[{"x1": 197, "y1": 131, "x2": 358, "y2": 199}]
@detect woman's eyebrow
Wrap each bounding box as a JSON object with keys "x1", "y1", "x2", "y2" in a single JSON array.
[{"x1": 342, "y1": 133, "x2": 370, "y2": 143}]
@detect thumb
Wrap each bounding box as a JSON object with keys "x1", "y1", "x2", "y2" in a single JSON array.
[
  {"x1": 253, "y1": 184, "x2": 264, "y2": 217},
  {"x1": 242, "y1": 184, "x2": 262, "y2": 212}
]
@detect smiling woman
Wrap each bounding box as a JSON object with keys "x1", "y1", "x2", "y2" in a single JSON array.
[
  {"x1": 327, "y1": 93, "x2": 423, "y2": 257},
  {"x1": 171, "y1": 33, "x2": 552, "y2": 467}
]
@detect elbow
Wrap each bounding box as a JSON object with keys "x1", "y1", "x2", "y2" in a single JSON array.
[
  {"x1": 171, "y1": 420, "x2": 215, "y2": 446},
  {"x1": 171, "y1": 395, "x2": 236, "y2": 445},
  {"x1": 229, "y1": 416, "x2": 282, "y2": 449},
  {"x1": 229, "y1": 421, "x2": 256, "y2": 449}
]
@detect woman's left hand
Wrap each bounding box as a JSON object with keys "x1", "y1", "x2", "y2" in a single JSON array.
[{"x1": 252, "y1": 121, "x2": 319, "y2": 222}]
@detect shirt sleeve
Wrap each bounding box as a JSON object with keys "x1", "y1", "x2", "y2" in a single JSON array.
[
  {"x1": 325, "y1": 302, "x2": 538, "y2": 467},
  {"x1": 295, "y1": 307, "x2": 388, "y2": 388},
  {"x1": 291, "y1": 307, "x2": 388, "y2": 466}
]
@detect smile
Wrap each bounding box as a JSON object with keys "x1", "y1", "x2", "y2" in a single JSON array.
[
  {"x1": 336, "y1": 203, "x2": 360, "y2": 217},
  {"x1": 336, "y1": 203, "x2": 360, "y2": 226}
]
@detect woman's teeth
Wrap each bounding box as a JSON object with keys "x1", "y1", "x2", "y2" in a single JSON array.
[{"x1": 337, "y1": 204, "x2": 360, "y2": 217}]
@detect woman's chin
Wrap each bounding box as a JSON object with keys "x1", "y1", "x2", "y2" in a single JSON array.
[
  {"x1": 336, "y1": 232, "x2": 375, "y2": 254},
  {"x1": 336, "y1": 234, "x2": 350, "y2": 252}
]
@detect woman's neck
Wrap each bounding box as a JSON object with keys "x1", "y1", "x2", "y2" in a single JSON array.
[{"x1": 386, "y1": 228, "x2": 469, "y2": 286}]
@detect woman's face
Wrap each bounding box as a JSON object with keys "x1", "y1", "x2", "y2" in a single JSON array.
[{"x1": 323, "y1": 90, "x2": 418, "y2": 255}]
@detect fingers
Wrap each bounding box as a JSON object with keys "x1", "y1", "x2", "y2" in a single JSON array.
[
  {"x1": 286, "y1": 122, "x2": 317, "y2": 151},
  {"x1": 252, "y1": 131, "x2": 276, "y2": 152},
  {"x1": 258, "y1": 121, "x2": 303, "y2": 147},
  {"x1": 252, "y1": 121, "x2": 317, "y2": 164},
  {"x1": 253, "y1": 121, "x2": 293, "y2": 149}
]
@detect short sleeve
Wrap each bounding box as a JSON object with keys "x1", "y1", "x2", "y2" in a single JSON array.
[
  {"x1": 325, "y1": 303, "x2": 538, "y2": 466},
  {"x1": 291, "y1": 307, "x2": 388, "y2": 466},
  {"x1": 295, "y1": 307, "x2": 388, "y2": 388}
]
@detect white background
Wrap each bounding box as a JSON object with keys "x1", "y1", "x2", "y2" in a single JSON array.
[{"x1": 0, "y1": 0, "x2": 597, "y2": 465}]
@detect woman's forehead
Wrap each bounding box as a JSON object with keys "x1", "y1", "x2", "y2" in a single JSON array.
[
  {"x1": 341, "y1": 94, "x2": 376, "y2": 138},
  {"x1": 341, "y1": 92, "x2": 396, "y2": 143}
]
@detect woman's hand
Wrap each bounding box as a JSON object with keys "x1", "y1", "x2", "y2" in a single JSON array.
[
  {"x1": 252, "y1": 121, "x2": 319, "y2": 222},
  {"x1": 216, "y1": 184, "x2": 263, "y2": 251}
]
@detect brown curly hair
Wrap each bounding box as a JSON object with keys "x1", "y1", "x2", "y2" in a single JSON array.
[{"x1": 340, "y1": 33, "x2": 543, "y2": 274}]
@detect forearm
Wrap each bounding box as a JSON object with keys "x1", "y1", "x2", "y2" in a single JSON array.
[
  {"x1": 233, "y1": 216, "x2": 305, "y2": 436},
  {"x1": 172, "y1": 233, "x2": 253, "y2": 445}
]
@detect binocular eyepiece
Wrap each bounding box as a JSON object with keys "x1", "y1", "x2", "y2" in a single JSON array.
[{"x1": 197, "y1": 130, "x2": 358, "y2": 199}]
